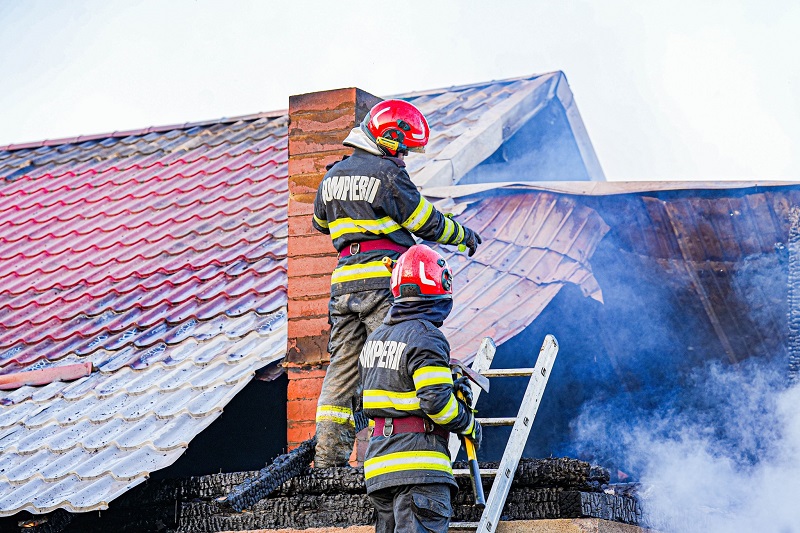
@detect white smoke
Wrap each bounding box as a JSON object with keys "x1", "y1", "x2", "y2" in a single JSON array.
[{"x1": 573, "y1": 359, "x2": 800, "y2": 532}]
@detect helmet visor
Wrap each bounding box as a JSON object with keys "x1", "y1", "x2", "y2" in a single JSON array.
[{"x1": 408, "y1": 145, "x2": 426, "y2": 154}]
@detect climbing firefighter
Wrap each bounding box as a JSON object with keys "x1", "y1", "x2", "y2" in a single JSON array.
[
  {"x1": 311, "y1": 99, "x2": 482, "y2": 467},
  {"x1": 359, "y1": 244, "x2": 481, "y2": 533}
]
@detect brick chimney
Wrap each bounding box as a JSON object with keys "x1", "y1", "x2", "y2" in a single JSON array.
[{"x1": 286, "y1": 88, "x2": 381, "y2": 453}]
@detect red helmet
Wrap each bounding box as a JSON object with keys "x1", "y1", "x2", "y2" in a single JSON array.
[
  {"x1": 390, "y1": 245, "x2": 453, "y2": 301},
  {"x1": 361, "y1": 99, "x2": 429, "y2": 156}
]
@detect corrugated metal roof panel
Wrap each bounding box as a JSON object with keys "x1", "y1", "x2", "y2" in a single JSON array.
[{"x1": 434, "y1": 191, "x2": 609, "y2": 360}]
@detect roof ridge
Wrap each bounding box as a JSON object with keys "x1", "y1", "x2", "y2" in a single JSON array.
[
  {"x1": 1, "y1": 72, "x2": 553, "y2": 153},
  {"x1": 0, "y1": 110, "x2": 289, "y2": 153},
  {"x1": 392, "y1": 71, "x2": 557, "y2": 100}
]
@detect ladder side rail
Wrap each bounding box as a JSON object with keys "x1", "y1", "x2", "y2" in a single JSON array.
[
  {"x1": 476, "y1": 334, "x2": 559, "y2": 533},
  {"x1": 449, "y1": 337, "x2": 497, "y2": 460}
]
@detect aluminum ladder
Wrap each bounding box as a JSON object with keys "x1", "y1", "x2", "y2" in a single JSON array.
[{"x1": 448, "y1": 334, "x2": 559, "y2": 532}]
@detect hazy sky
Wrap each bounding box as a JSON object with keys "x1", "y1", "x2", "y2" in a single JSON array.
[{"x1": 1, "y1": 0, "x2": 797, "y2": 181}]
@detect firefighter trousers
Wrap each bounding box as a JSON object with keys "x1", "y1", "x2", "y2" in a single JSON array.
[
  {"x1": 314, "y1": 288, "x2": 393, "y2": 467},
  {"x1": 369, "y1": 483, "x2": 453, "y2": 533}
]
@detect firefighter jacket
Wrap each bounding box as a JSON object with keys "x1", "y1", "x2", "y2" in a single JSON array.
[
  {"x1": 312, "y1": 136, "x2": 471, "y2": 297},
  {"x1": 358, "y1": 298, "x2": 475, "y2": 493}
]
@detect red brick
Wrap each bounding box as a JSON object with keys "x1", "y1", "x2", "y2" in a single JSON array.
[
  {"x1": 288, "y1": 296, "x2": 329, "y2": 319},
  {"x1": 288, "y1": 255, "x2": 338, "y2": 277},
  {"x1": 287, "y1": 397, "x2": 318, "y2": 422},
  {"x1": 288, "y1": 215, "x2": 317, "y2": 238},
  {"x1": 289, "y1": 132, "x2": 354, "y2": 157},
  {"x1": 288, "y1": 316, "x2": 329, "y2": 338},
  {"x1": 288, "y1": 366, "x2": 327, "y2": 379},
  {"x1": 289, "y1": 88, "x2": 357, "y2": 114},
  {"x1": 288, "y1": 152, "x2": 349, "y2": 176},
  {"x1": 288, "y1": 198, "x2": 315, "y2": 216},
  {"x1": 287, "y1": 420, "x2": 316, "y2": 447},
  {"x1": 291, "y1": 112, "x2": 356, "y2": 134},
  {"x1": 288, "y1": 377, "x2": 324, "y2": 401},
  {"x1": 288, "y1": 275, "x2": 331, "y2": 298},
  {"x1": 288, "y1": 172, "x2": 325, "y2": 192},
  {"x1": 288, "y1": 231, "x2": 334, "y2": 252},
  {"x1": 286, "y1": 335, "x2": 330, "y2": 366}
]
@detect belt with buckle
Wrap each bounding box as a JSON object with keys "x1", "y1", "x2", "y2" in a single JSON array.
[
  {"x1": 372, "y1": 416, "x2": 449, "y2": 439},
  {"x1": 339, "y1": 238, "x2": 408, "y2": 258}
]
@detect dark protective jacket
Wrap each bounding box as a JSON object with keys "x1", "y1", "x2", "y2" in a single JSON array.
[
  {"x1": 359, "y1": 299, "x2": 475, "y2": 493},
  {"x1": 312, "y1": 148, "x2": 470, "y2": 296}
]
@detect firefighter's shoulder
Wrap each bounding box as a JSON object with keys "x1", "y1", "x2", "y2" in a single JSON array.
[{"x1": 380, "y1": 155, "x2": 406, "y2": 168}]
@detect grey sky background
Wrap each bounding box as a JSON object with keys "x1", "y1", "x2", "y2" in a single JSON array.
[{"x1": 0, "y1": 0, "x2": 797, "y2": 181}]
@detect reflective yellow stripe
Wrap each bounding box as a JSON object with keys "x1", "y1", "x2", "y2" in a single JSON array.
[
  {"x1": 329, "y1": 216, "x2": 402, "y2": 239},
  {"x1": 363, "y1": 389, "x2": 420, "y2": 411},
  {"x1": 412, "y1": 366, "x2": 453, "y2": 389},
  {"x1": 429, "y1": 394, "x2": 459, "y2": 425},
  {"x1": 316, "y1": 405, "x2": 354, "y2": 427},
  {"x1": 438, "y1": 217, "x2": 456, "y2": 243},
  {"x1": 402, "y1": 197, "x2": 434, "y2": 232},
  {"x1": 331, "y1": 261, "x2": 392, "y2": 284},
  {"x1": 454, "y1": 223, "x2": 465, "y2": 244},
  {"x1": 364, "y1": 450, "x2": 452, "y2": 480},
  {"x1": 460, "y1": 414, "x2": 475, "y2": 436},
  {"x1": 313, "y1": 214, "x2": 329, "y2": 229}
]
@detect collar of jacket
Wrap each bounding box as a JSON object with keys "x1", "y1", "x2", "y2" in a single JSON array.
[
  {"x1": 384, "y1": 298, "x2": 453, "y2": 327},
  {"x1": 343, "y1": 127, "x2": 383, "y2": 155}
]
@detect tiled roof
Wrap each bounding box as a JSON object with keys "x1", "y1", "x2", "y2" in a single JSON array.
[
  {"x1": 0, "y1": 115, "x2": 290, "y2": 515},
  {"x1": 0, "y1": 73, "x2": 605, "y2": 516}
]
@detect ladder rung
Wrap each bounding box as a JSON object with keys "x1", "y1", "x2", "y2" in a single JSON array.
[
  {"x1": 449, "y1": 522, "x2": 479, "y2": 530},
  {"x1": 452, "y1": 468, "x2": 498, "y2": 477},
  {"x1": 481, "y1": 368, "x2": 535, "y2": 377},
  {"x1": 476, "y1": 417, "x2": 516, "y2": 426}
]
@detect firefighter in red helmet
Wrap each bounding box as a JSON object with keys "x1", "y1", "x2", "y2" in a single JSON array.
[
  {"x1": 312, "y1": 99, "x2": 482, "y2": 467},
  {"x1": 359, "y1": 244, "x2": 481, "y2": 533}
]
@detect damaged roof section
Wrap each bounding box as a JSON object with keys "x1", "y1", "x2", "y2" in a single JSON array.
[
  {"x1": 0, "y1": 116, "x2": 290, "y2": 516},
  {"x1": 428, "y1": 181, "x2": 800, "y2": 366},
  {"x1": 406, "y1": 72, "x2": 605, "y2": 188},
  {"x1": 430, "y1": 190, "x2": 609, "y2": 361}
]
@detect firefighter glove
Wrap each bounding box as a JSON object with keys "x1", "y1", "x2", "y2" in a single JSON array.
[
  {"x1": 462, "y1": 226, "x2": 482, "y2": 257},
  {"x1": 453, "y1": 376, "x2": 474, "y2": 408},
  {"x1": 469, "y1": 418, "x2": 483, "y2": 451}
]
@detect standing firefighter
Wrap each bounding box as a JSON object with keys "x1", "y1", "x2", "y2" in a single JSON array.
[
  {"x1": 312, "y1": 99, "x2": 482, "y2": 467},
  {"x1": 360, "y1": 244, "x2": 482, "y2": 533}
]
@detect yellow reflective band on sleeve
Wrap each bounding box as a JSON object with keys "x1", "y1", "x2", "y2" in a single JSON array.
[
  {"x1": 329, "y1": 216, "x2": 402, "y2": 240},
  {"x1": 402, "y1": 197, "x2": 434, "y2": 232},
  {"x1": 412, "y1": 366, "x2": 453, "y2": 389},
  {"x1": 438, "y1": 217, "x2": 456, "y2": 244},
  {"x1": 313, "y1": 214, "x2": 329, "y2": 229},
  {"x1": 331, "y1": 261, "x2": 393, "y2": 284},
  {"x1": 316, "y1": 405, "x2": 355, "y2": 427},
  {"x1": 429, "y1": 394, "x2": 459, "y2": 425},
  {"x1": 454, "y1": 222, "x2": 465, "y2": 244},
  {"x1": 460, "y1": 414, "x2": 475, "y2": 436},
  {"x1": 363, "y1": 389, "x2": 421, "y2": 411},
  {"x1": 363, "y1": 450, "x2": 453, "y2": 480}
]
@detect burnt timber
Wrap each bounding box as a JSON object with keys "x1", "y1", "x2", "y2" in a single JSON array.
[{"x1": 0, "y1": 458, "x2": 641, "y2": 532}]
